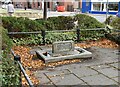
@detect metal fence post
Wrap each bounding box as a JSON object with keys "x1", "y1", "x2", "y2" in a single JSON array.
[
  {"x1": 76, "y1": 28, "x2": 80, "y2": 42},
  {"x1": 41, "y1": 30, "x2": 46, "y2": 45},
  {"x1": 14, "y1": 55, "x2": 22, "y2": 87},
  {"x1": 14, "y1": 55, "x2": 21, "y2": 62}
]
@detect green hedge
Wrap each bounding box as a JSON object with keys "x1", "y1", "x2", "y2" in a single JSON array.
[
  {"x1": 74, "y1": 14, "x2": 105, "y2": 29},
  {"x1": 2, "y1": 17, "x2": 44, "y2": 32},
  {"x1": 105, "y1": 16, "x2": 120, "y2": 29},
  {"x1": 2, "y1": 14, "x2": 105, "y2": 32},
  {"x1": 1, "y1": 26, "x2": 20, "y2": 86},
  {"x1": 110, "y1": 17, "x2": 120, "y2": 29},
  {"x1": 104, "y1": 16, "x2": 120, "y2": 44},
  {"x1": 35, "y1": 19, "x2": 55, "y2": 30},
  {"x1": 47, "y1": 16, "x2": 75, "y2": 30},
  {"x1": 1, "y1": 27, "x2": 13, "y2": 54}
]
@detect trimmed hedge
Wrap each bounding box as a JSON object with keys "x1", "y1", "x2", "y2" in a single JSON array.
[
  {"x1": 74, "y1": 14, "x2": 105, "y2": 29},
  {"x1": 105, "y1": 16, "x2": 120, "y2": 29},
  {"x1": 110, "y1": 17, "x2": 120, "y2": 29},
  {"x1": 47, "y1": 16, "x2": 75, "y2": 30},
  {"x1": 36, "y1": 19, "x2": 55, "y2": 30},
  {"x1": 2, "y1": 14, "x2": 105, "y2": 32},
  {"x1": 104, "y1": 16, "x2": 120, "y2": 44},
  {"x1": 2, "y1": 17, "x2": 44, "y2": 32}
]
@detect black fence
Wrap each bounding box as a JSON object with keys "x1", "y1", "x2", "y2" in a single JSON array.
[
  {"x1": 11, "y1": 49, "x2": 34, "y2": 87},
  {"x1": 8, "y1": 28, "x2": 106, "y2": 45}
]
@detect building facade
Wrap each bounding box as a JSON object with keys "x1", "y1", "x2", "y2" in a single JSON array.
[
  {"x1": 82, "y1": 0, "x2": 120, "y2": 15},
  {"x1": 1, "y1": 0, "x2": 82, "y2": 11}
]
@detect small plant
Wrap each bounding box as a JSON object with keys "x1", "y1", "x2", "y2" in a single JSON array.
[{"x1": 13, "y1": 34, "x2": 43, "y2": 45}]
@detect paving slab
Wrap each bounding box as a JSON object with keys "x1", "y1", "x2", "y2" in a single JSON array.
[
  {"x1": 87, "y1": 47, "x2": 119, "y2": 63},
  {"x1": 49, "y1": 74, "x2": 85, "y2": 85},
  {"x1": 55, "y1": 62, "x2": 84, "y2": 71},
  {"x1": 108, "y1": 63, "x2": 119, "y2": 69},
  {"x1": 90, "y1": 64, "x2": 111, "y2": 70},
  {"x1": 59, "y1": 84, "x2": 90, "y2": 87},
  {"x1": 69, "y1": 66, "x2": 99, "y2": 78},
  {"x1": 88, "y1": 85, "x2": 119, "y2": 87},
  {"x1": 39, "y1": 82, "x2": 55, "y2": 86},
  {"x1": 34, "y1": 71, "x2": 51, "y2": 84},
  {"x1": 55, "y1": 64, "x2": 77, "y2": 70},
  {"x1": 112, "y1": 77, "x2": 120, "y2": 83},
  {"x1": 81, "y1": 74, "x2": 118, "y2": 85},
  {"x1": 97, "y1": 67, "x2": 118, "y2": 78},
  {"x1": 45, "y1": 69, "x2": 70, "y2": 78}
]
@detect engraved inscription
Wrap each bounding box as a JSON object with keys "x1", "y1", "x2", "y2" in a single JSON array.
[{"x1": 52, "y1": 41, "x2": 74, "y2": 54}]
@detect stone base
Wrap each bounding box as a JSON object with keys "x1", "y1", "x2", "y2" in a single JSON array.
[{"x1": 36, "y1": 47, "x2": 92, "y2": 63}]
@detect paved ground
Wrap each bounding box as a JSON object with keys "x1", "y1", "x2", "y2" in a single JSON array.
[{"x1": 34, "y1": 46, "x2": 120, "y2": 86}]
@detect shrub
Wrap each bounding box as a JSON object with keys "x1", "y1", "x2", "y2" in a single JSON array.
[
  {"x1": 1, "y1": 26, "x2": 13, "y2": 52},
  {"x1": 2, "y1": 15, "x2": 105, "y2": 33},
  {"x1": 110, "y1": 17, "x2": 120, "y2": 29},
  {"x1": 104, "y1": 15, "x2": 116, "y2": 25},
  {"x1": 2, "y1": 17, "x2": 44, "y2": 32},
  {"x1": 74, "y1": 14, "x2": 105, "y2": 29},
  {"x1": 1, "y1": 26, "x2": 20, "y2": 86},
  {"x1": 36, "y1": 19, "x2": 55, "y2": 30},
  {"x1": 47, "y1": 16, "x2": 75, "y2": 30}
]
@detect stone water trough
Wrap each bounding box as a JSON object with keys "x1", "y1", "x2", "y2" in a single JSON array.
[{"x1": 36, "y1": 41, "x2": 92, "y2": 63}]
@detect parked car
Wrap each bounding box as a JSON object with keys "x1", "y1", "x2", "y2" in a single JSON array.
[{"x1": 116, "y1": 11, "x2": 120, "y2": 18}]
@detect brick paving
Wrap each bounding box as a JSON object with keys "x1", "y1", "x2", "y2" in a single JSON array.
[{"x1": 34, "y1": 47, "x2": 120, "y2": 86}]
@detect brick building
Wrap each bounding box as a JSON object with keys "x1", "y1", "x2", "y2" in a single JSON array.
[{"x1": 11, "y1": 0, "x2": 82, "y2": 11}]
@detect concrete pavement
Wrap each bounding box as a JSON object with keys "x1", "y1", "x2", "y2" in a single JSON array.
[{"x1": 34, "y1": 47, "x2": 120, "y2": 86}]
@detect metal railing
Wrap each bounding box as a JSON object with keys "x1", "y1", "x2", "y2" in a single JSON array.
[
  {"x1": 8, "y1": 27, "x2": 120, "y2": 45},
  {"x1": 8, "y1": 28, "x2": 105, "y2": 34},
  {"x1": 8, "y1": 28, "x2": 106, "y2": 44},
  {"x1": 11, "y1": 49, "x2": 34, "y2": 87}
]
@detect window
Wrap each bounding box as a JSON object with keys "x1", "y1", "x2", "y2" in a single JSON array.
[
  {"x1": 108, "y1": 2, "x2": 118, "y2": 11},
  {"x1": 93, "y1": 2, "x2": 101, "y2": 11}
]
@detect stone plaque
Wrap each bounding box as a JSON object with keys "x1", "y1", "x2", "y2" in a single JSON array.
[{"x1": 52, "y1": 41, "x2": 74, "y2": 54}]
